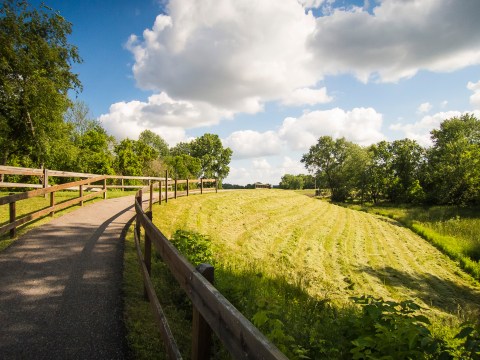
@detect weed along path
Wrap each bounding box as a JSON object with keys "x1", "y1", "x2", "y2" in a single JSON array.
[
  {"x1": 0, "y1": 195, "x2": 138, "y2": 359},
  {"x1": 153, "y1": 190, "x2": 480, "y2": 320}
]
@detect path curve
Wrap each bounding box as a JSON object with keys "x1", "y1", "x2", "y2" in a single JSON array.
[{"x1": 0, "y1": 195, "x2": 138, "y2": 359}]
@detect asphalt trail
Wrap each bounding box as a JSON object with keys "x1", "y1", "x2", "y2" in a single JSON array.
[{"x1": 0, "y1": 195, "x2": 137, "y2": 359}]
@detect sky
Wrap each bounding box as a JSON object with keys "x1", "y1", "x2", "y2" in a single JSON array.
[{"x1": 32, "y1": 0, "x2": 480, "y2": 185}]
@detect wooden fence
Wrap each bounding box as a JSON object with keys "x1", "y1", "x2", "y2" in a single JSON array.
[
  {"x1": 0, "y1": 166, "x2": 217, "y2": 239},
  {"x1": 0, "y1": 165, "x2": 168, "y2": 190},
  {"x1": 134, "y1": 187, "x2": 288, "y2": 360},
  {"x1": 0, "y1": 176, "x2": 108, "y2": 238}
]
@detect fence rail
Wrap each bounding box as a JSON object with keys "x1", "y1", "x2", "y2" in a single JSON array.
[
  {"x1": 0, "y1": 166, "x2": 217, "y2": 239},
  {"x1": 134, "y1": 187, "x2": 288, "y2": 360}
]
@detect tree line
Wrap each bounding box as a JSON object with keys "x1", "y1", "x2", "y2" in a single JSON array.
[
  {"x1": 298, "y1": 114, "x2": 479, "y2": 205},
  {"x1": 0, "y1": 1, "x2": 232, "y2": 183}
]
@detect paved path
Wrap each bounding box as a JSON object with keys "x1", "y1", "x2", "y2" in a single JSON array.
[{"x1": 0, "y1": 195, "x2": 138, "y2": 359}]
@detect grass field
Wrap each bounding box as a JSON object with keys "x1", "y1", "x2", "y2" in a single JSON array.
[
  {"x1": 346, "y1": 204, "x2": 480, "y2": 280},
  {"x1": 126, "y1": 189, "x2": 480, "y2": 359}
]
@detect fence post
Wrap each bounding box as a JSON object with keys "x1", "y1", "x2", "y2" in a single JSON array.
[
  {"x1": 135, "y1": 190, "x2": 143, "y2": 240},
  {"x1": 9, "y1": 193, "x2": 16, "y2": 238},
  {"x1": 201, "y1": 178, "x2": 204, "y2": 195},
  {"x1": 187, "y1": 179, "x2": 189, "y2": 197},
  {"x1": 215, "y1": 178, "x2": 218, "y2": 193},
  {"x1": 80, "y1": 184, "x2": 84, "y2": 206},
  {"x1": 192, "y1": 263, "x2": 214, "y2": 360},
  {"x1": 159, "y1": 180, "x2": 162, "y2": 204},
  {"x1": 165, "y1": 170, "x2": 168, "y2": 204},
  {"x1": 103, "y1": 178, "x2": 107, "y2": 199},
  {"x1": 50, "y1": 192, "x2": 55, "y2": 217},
  {"x1": 121, "y1": 178, "x2": 124, "y2": 192},
  {"x1": 144, "y1": 211, "x2": 153, "y2": 300},
  {"x1": 43, "y1": 168, "x2": 48, "y2": 199},
  {"x1": 149, "y1": 182, "x2": 154, "y2": 211},
  {"x1": 174, "y1": 179, "x2": 177, "y2": 199}
]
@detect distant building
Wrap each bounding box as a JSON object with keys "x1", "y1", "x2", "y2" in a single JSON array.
[{"x1": 254, "y1": 182, "x2": 272, "y2": 189}]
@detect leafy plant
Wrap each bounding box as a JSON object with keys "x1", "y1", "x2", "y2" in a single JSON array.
[
  {"x1": 170, "y1": 229, "x2": 214, "y2": 265},
  {"x1": 350, "y1": 296, "x2": 442, "y2": 359}
]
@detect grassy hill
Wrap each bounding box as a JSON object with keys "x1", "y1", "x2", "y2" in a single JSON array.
[{"x1": 131, "y1": 189, "x2": 480, "y2": 358}]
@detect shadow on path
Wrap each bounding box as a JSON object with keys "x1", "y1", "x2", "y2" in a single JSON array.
[{"x1": 0, "y1": 196, "x2": 136, "y2": 359}]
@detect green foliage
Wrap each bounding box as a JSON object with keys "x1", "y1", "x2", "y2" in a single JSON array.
[
  {"x1": 427, "y1": 114, "x2": 480, "y2": 205},
  {"x1": 165, "y1": 154, "x2": 201, "y2": 180},
  {"x1": 301, "y1": 136, "x2": 369, "y2": 202},
  {"x1": 302, "y1": 114, "x2": 480, "y2": 206},
  {"x1": 0, "y1": 0, "x2": 82, "y2": 166},
  {"x1": 170, "y1": 229, "x2": 214, "y2": 266},
  {"x1": 350, "y1": 296, "x2": 442, "y2": 359},
  {"x1": 279, "y1": 174, "x2": 304, "y2": 190},
  {"x1": 138, "y1": 130, "x2": 169, "y2": 158},
  {"x1": 189, "y1": 133, "x2": 232, "y2": 180},
  {"x1": 114, "y1": 138, "x2": 158, "y2": 177}
]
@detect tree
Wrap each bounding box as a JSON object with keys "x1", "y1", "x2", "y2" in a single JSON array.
[
  {"x1": 0, "y1": 0, "x2": 82, "y2": 167},
  {"x1": 138, "y1": 129, "x2": 169, "y2": 157},
  {"x1": 387, "y1": 139, "x2": 426, "y2": 203},
  {"x1": 427, "y1": 114, "x2": 480, "y2": 204},
  {"x1": 190, "y1": 133, "x2": 232, "y2": 180},
  {"x1": 165, "y1": 154, "x2": 201, "y2": 179},
  {"x1": 170, "y1": 141, "x2": 192, "y2": 156},
  {"x1": 279, "y1": 174, "x2": 304, "y2": 190},
  {"x1": 114, "y1": 139, "x2": 158, "y2": 177},
  {"x1": 366, "y1": 141, "x2": 393, "y2": 204},
  {"x1": 301, "y1": 136, "x2": 368, "y2": 202}
]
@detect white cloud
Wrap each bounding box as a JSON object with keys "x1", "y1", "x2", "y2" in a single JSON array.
[
  {"x1": 226, "y1": 157, "x2": 306, "y2": 185},
  {"x1": 127, "y1": 0, "x2": 317, "y2": 113},
  {"x1": 390, "y1": 110, "x2": 480, "y2": 147},
  {"x1": 121, "y1": 0, "x2": 480, "y2": 129},
  {"x1": 280, "y1": 156, "x2": 305, "y2": 175},
  {"x1": 308, "y1": 0, "x2": 480, "y2": 83},
  {"x1": 253, "y1": 158, "x2": 272, "y2": 170},
  {"x1": 278, "y1": 107, "x2": 385, "y2": 150},
  {"x1": 98, "y1": 92, "x2": 232, "y2": 144},
  {"x1": 467, "y1": 80, "x2": 480, "y2": 109},
  {"x1": 223, "y1": 130, "x2": 283, "y2": 159},
  {"x1": 417, "y1": 102, "x2": 432, "y2": 114},
  {"x1": 282, "y1": 87, "x2": 333, "y2": 106}
]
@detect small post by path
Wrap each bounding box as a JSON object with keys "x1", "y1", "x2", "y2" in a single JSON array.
[
  {"x1": 43, "y1": 168, "x2": 48, "y2": 199},
  {"x1": 165, "y1": 170, "x2": 168, "y2": 204},
  {"x1": 50, "y1": 191, "x2": 55, "y2": 217},
  {"x1": 158, "y1": 180, "x2": 162, "y2": 204},
  {"x1": 149, "y1": 182, "x2": 153, "y2": 211},
  {"x1": 103, "y1": 178, "x2": 107, "y2": 199},
  {"x1": 135, "y1": 190, "x2": 142, "y2": 240},
  {"x1": 192, "y1": 263, "x2": 214, "y2": 360},
  {"x1": 187, "y1": 179, "x2": 189, "y2": 197},
  {"x1": 9, "y1": 193, "x2": 16, "y2": 238},
  {"x1": 215, "y1": 178, "x2": 218, "y2": 193},
  {"x1": 80, "y1": 184, "x2": 84, "y2": 206},
  {"x1": 201, "y1": 178, "x2": 203, "y2": 195},
  {"x1": 144, "y1": 211, "x2": 152, "y2": 300},
  {"x1": 174, "y1": 179, "x2": 177, "y2": 199}
]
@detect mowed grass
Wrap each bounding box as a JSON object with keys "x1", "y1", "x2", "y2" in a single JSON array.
[
  {"x1": 137, "y1": 189, "x2": 480, "y2": 358},
  {"x1": 348, "y1": 204, "x2": 480, "y2": 280}
]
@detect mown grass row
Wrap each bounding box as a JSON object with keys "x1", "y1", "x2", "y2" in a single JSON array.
[
  {"x1": 346, "y1": 204, "x2": 480, "y2": 280},
  {"x1": 123, "y1": 190, "x2": 480, "y2": 359}
]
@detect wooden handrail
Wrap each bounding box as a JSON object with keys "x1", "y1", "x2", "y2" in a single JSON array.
[
  {"x1": 134, "y1": 188, "x2": 287, "y2": 360},
  {"x1": 0, "y1": 176, "x2": 107, "y2": 238}
]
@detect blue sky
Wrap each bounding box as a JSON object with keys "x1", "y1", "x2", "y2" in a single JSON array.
[{"x1": 33, "y1": 0, "x2": 480, "y2": 184}]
